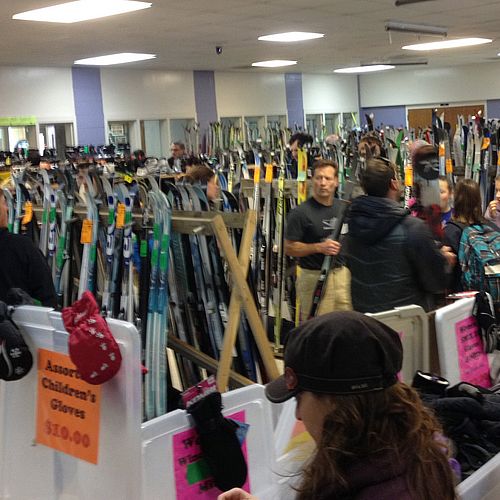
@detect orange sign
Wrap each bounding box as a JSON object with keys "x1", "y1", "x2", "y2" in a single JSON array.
[
  {"x1": 116, "y1": 202, "x2": 126, "y2": 229},
  {"x1": 35, "y1": 349, "x2": 101, "y2": 464},
  {"x1": 22, "y1": 201, "x2": 33, "y2": 224},
  {"x1": 80, "y1": 219, "x2": 93, "y2": 244}
]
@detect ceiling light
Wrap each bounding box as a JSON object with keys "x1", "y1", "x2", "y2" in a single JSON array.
[
  {"x1": 403, "y1": 37, "x2": 492, "y2": 51},
  {"x1": 395, "y1": 0, "x2": 436, "y2": 6},
  {"x1": 252, "y1": 60, "x2": 297, "y2": 68},
  {"x1": 74, "y1": 53, "x2": 156, "y2": 66},
  {"x1": 258, "y1": 32, "x2": 324, "y2": 42},
  {"x1": 334, "y1": 65, "x2": 395, "y2": 74},
  {"x1": 13, "y1": 1, "x2": 152, "y2": 24},
  {"x1": 385, "y1": 21, "x2": 447, "y2": 36}
]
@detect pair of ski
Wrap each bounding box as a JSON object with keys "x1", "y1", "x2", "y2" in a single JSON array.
[
  {"x1": 53, "y1": 168, "x2": 76, "y2": 308},
  {"x1": 144, "y1": 176, "x2": 171, "y2": 420},
  {"x1": 100, "y1": 178, "x2": 138, "y2": 322},
  {"x1": 11, "y1": 166, "x2": 27, "y2": 235},
  {"x1": 165, "y1": 181, "x2": 256, "y2": 384},
  {"x1": 77, "y1": 172, "x2": 100, "y2": 299},
  {"x1": 272, "y1": 135, "x2": 287, "y2": 349},
  {"x1": 2, "y1": 186, "x2": 15, "y2": 233}
]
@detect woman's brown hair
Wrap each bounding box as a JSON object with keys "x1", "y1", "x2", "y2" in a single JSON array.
[
  {"x1": 184, "y1": 164, "x2": 215, "y2": 184},
  {"x1": 453, "y1": 178, "x2": 484, "y2": 225},
  {"x1": 296, "y1": 383, "x2": 456, "y2": 500}
]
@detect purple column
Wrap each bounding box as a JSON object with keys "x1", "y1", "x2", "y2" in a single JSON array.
[
  {"x1": 487, "y1": 99, "x2": 500, "y2": 119},
  {"x1": 72, "y1": 67, "x2": 106, "y2": 146},
  {"x1": 285, "y1": 73, "x2": 304, "y2": 129},
  {"x1": 193, "y1": 71, "x2": 218, "y2": 152}
]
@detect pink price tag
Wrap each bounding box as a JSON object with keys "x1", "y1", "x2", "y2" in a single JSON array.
[
  {"x1": 455, "y1": 316, "x2": 491, "y2": 388},
  {"x1": 173, "y1": 410, "x2": 250, "y2": 498}
]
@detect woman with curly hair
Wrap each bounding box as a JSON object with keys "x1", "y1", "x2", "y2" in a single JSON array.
[{"x1": 219, "y1": 311, "x2": 456, "y2": 500}]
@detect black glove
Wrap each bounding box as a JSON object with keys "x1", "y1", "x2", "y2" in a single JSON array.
[
  {"x1": 187, "y1": 391, "x2": 248, "y2": 491},
  {"x1": 0, "y1": 301, "x2": 33, "y2": 381}
]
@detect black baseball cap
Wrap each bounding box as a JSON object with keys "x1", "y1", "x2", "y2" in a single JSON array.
[{"x1": 265, "y1": 311, "x2": 403, "y2": 403}]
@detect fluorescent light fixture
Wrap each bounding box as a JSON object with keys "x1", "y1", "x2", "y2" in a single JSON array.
[
  {"x1": 334, "y1": 65, "x2": 395, "y2": 74},
  {"x1": 74, "y1": 53, "x2": 156, "y2": 66},
  {"x1": 13, "y1": 1, "x2": 152, "y2": 24},
  {"x1": 385, "y1": 21, "x2": 447, "y2": 36},
  {"x1": 258, "y1": 31, "x2": 324, "y2": 42},
  {"x1": 252, "y1": 60, "x2": 297, "y2": 68},
  {"x1": 395, "y1": 0, "x2": 436, "y2": 6},
  {"x1": 403, "y1": 37, "x2": 492, "y2": 51}
]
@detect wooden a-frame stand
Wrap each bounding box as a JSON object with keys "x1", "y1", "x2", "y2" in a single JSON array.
[{"x1": 169, "y1": 209, "x2": 280, "y2": 391}]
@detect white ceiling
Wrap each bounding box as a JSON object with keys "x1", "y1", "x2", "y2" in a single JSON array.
[{"x1": 2, "y1": 0, "x2": 500, "y2": 73}]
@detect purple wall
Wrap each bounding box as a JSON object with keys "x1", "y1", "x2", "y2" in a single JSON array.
[
  {"x1": 487, "y1": 99, "x2": 500, "y2": 119},
  {"x1": 361, "y1": 105, "x2": 406, "y2": 129},
  {"x1": 285, "y1": 73, "x2": 304, "y2": 129},
  {"x1": 193, "y1": 71, "x2": 218, "y2": 151},
  {"x1": 71, "y1": 67, "x2": 106, "y2": 145}
]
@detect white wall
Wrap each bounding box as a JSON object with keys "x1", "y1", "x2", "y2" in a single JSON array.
[
  {"x1": 0, "y1": 66, "x2": 75, "y2": 123},
  {"x1": 6, "y1": 63, "x2": 500, "y2": 138},
  {"x1": 360, "y1": 62, "x2": 500, "y2": 108},
  {"x1": 302, "y1": 74, "x2": 359, "y2": 114},
  {"x1": 215, "y1": 72, "x2": 287, "y2": 117},
  {"x1": 100, "y1": 69, "x2": 196, "y2": 121}
]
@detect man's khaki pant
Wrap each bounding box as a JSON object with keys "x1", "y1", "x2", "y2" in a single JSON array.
[{"x1": 296, "y1": 266, "x2": 352, "y2": 322}]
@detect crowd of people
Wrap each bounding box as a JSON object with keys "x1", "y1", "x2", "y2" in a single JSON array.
[
  {"x1": 2, "y1": 136, "x2": 496, "y2": 316},
  {"x1": 3, "y1": 134, "x2": 498, "y2": 499},
  {"x1": 284, "y1": 135, "x2": 500, "y2": 322},
  {"x1": 285, "y1": 145, "x2": 461, "y2": 321},
  {"x1": 216, "y1": 136, "x2": 484, "y2": 500},
  {"x1": 164, "y1": 133, "x2": 496, "y2": 324}
]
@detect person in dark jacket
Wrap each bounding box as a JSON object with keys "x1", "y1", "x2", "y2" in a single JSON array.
[
  {"x1": 218, "y1": 312, "x2": 457, "y2": 500},
  {"x1": 0, "y1": 189, "x2": 57, "y2": 307},
  {"x1": 345, "y1": 158, "x2": 454, "y2": 313}
]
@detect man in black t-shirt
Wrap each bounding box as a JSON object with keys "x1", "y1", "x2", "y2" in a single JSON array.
[
  {"x1": 285, "y1": 159, "x2": 352, "y2": 321},
  {"x1": 0, "y1": 189, "x2": 57, "y2": 307}
]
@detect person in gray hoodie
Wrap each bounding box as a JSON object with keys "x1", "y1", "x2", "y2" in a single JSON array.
[{"x1": 345, "y1": 158, "x2": 455, "y2": 313}]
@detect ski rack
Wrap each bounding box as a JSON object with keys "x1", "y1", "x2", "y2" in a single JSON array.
[
  {"x1": 31, "y1": 204, "x2": 280, "y2": 391},
  {"x1": 240, "y1": 178, "x2": 308, "y2": 199},
  {"x1": 167, "y1": 335, "x2": 254, "y2": 387},
  {"x1": 169, "y1": 209, "x2": 280, "y2": 391}
]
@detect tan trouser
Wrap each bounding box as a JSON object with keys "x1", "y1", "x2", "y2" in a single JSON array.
[{"x1": 297, "y1": 266, "x2": 352, "y2": 322}]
